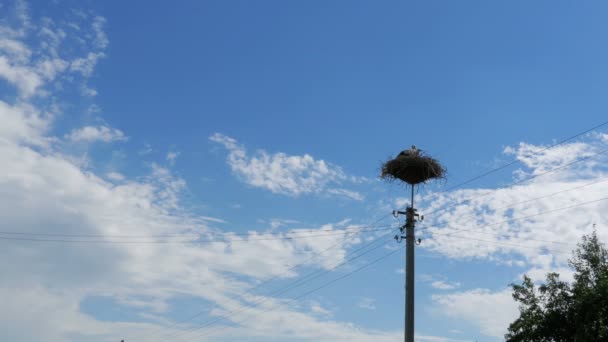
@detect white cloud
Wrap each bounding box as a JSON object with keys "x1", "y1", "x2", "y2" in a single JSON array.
[
  {"x1": 65, "y1": 125, "x2": 127, "y2": 143},
  {"x1": 0, "y1": 37, "x2": 31, "y2": 61},
  {"x1": 0, "y1": 100, "x2": 51, "y2": 146},
  {"x1": 38, "y1": 17, "x2": 67, "y2": 57},
  {"x1": 0, "y1": 55, "x2": 43, "y2": 97},
  {"x1": 166, "y1": 150, "x2": 180, "y2": 165},
  {"x1": 416, "y1": 274, "x2": 460, "y2": 290},
  {"x1": 36, "y1": 57, "x2": 69, "y2": 80},
  {"x1": 357, "y1": 297, "x2": 376, "y2": 310},
  {"x1": 268, "y1": 218, "x2": 300, "y2": 230},
  {"x1": 81, "y1": 84, "x2": 98, "y2": 97},
  {"x1": 310, "y1": 301, "x2": 333, "y2": 317},
  {"x1": 70, "y1": 51, "x2": 104, "y2": 77},
  {"x1": 106, "y1": 171, "x2": 125, "y2": 181},
  {"x1": 91, "y1": 16, "x2": 109, "y2": 49},
  {"x1": 432, "y1": 288, "x2": 517, "y2": 338},
  {"x1": 503, "y1": 141, "x2": 599, "y2": 177},
  {"x1": 521, "y1": 266, "x2": 575, "y2": 284},
  {"x1": 327, "y1": 188, "x2": 365, "y2": 201},
  {"x1": 430, "y1": 280, "x2": 461, "y2": 290},
  {"x1": 139, "y1": 143, "x2": 153, "y2": 155},
  {"x1": 0, "y1": 2, "x2": 108, "y2": 99},
  {"x1": 210, "y1": 133, "x2": 363, "y2": 200}
]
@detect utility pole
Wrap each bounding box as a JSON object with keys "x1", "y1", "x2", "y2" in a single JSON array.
[
  {"x1": 394, "y1": 185, "x2": 420, "y2": 342},
  {"x1": 382, "y1": 145, "x2": 444, "y2": 342}
]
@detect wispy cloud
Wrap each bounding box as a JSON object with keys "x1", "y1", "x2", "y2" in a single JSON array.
[
  {"x1": 0, "y1": 1, "x2": 105, "y2": 99},
  {"x1": 91, "y1": 16, "x2": 108, "y2": 49},
  {"x1": 166, "y1": 150, "x2": 180, "y2": 165},
  {"x1": 65, "y1": 125, "x2": 127, "y2": 143},
  {"x1": 210, "y1": 133, "x2": 363, "y2": 200},
  {"x1": 430, "y1": 280, "x2": 461, "y2": 290},
  {"x1": 70, "y1": 51, "x2": 104, "y2": 77},
  {"x1": 106, "y1": 171, "x2": 125, "y2": 181},
  {"x1": 357, "y1": 297, "x2": 376, "y2": 310}
]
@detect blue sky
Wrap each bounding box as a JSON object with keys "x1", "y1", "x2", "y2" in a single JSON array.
[{"x1": 2, "y1": 1, "x2": 608, "y2": 341}]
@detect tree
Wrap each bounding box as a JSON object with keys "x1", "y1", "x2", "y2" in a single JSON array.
[{"x1": 505, "y1": 231, "x2": 608, "y2": 342}]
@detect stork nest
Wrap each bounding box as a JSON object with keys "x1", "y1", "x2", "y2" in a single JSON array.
[{"x1": 381, "y1": 147, "x2": 446, "y2": 185}]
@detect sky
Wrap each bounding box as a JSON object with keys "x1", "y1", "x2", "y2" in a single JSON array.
[{"x1": 1, "y1": 1, "x2": 608, "y2": 341}]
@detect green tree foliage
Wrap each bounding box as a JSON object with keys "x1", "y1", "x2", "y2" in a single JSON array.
[{"x1": 505, "y1": 232, "x2": 608, "y2": 341}]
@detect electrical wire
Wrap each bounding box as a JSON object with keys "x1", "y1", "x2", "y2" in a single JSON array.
[
  {"x1": 0, "y1": 225, "x2": 395, "y2": 244},
  {"x1": 127, "y1": 214, "x2": 393, "y2": 342},
  {"x1": 0, "y1": 223, "x2": 393, "y2": 239},
  {"x1": 178, "y1": 239, "x2": 400, "y2": 342},
  {"x1": 417, "y1": 196, "x2": 608, "y2": 246},
  {"x1": 440, "y1": 119, "x2": 608, "y2": 192},
  {"x1": 424, "y1": 147, "x2": 608, "y2": 217},
  {"x1": 163, "y1": 125, "x2": 608, "y2": 340},
  {"x1": 413, "y1": 177, "x2": 608, "y2": 247},
  {"x1": 252, "y1": 215, "x2": 395, "y2": 296},
  {"x1": 436, "y1": 175, "x2": 608, "y2": 225},
  {"x1": 436, "y1": 234, "x2": 572, "y2": 255},
  {"x1": 161, "y1": 232, "x2": 396, "y2": 342},
  {"x1": 422, "y1": 224, "x2": 578, "y2": 247}
]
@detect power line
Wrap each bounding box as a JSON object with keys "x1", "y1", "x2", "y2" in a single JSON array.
[
  {"x1": 263, "y1": 234, "x2": 391, "y2": 297},
  {"x1": 162, "y1": 233, "x2": 396, "y2": 342},
  {"x1": 133, "y1": 216, "x2": 393, "y2": 341},
  {"x1": 151, "y1": 190, "x2": 592, "y2": 337},
  {"x1": 423, "y1": 225, "x2": 578, "y2": 247},
  {"x1": 0, "y1": 223, "x2": 393, "y2": 239},
  {"x1": 407, "y1": 120, "x2": 608, "y2": 220},
  {"x1": 128, "y1": 214, "x2": 394, "y2": 342},
  {"x1": 252, "y1": 214, "x2": 397, "y2": 296},
  {"x1": 438, "y1": 175, "x2": 608, "y2": 224},
  {"x1": 382, "y1": 130, "x2": 608, "y2": 342},
  {"x1": 292, "y1": 245, "x2": 403, "y2": 300},
  {"x1": 436, "y1": 234, "x2": 572, "y2": 255},
  {"x1": 0, "y1": 225, "x2": 395, "y2": 244},
  {"x1": 166, "y1": 234, "x2": 394, "y2": 342},
  {"x1": 414, "y1": 177, "x2": 608, "y2": 247},
  {"x1": 179, "y1": 240, "x2": 401, "y2": 342},
  {"x1": 441, "y1": 120, "x2": 608, "y2": 192},
  {"x1": 418, "y1": 196, "x2": 608, "y2": 244},
  {"x1": 173, "y1": 202, "x2": 588, "y2": 341},
  {"x1": 173, "y1": 122, "x2": 608, "y2": 341},
  {"x1": 251, "y1": 215, "x2": 395, "y2": 296},
  {"x1": 126, "y1": 121, "x2": 608, "y2": 341},
  {"x1": 425, "y1": 147, "x2": 608, "y2": 217},
  {"x1": 133, "y1": 190, "x2": 598, "y2": 341}
]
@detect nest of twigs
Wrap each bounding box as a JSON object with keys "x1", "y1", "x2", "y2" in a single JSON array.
[{"x1": 380, "y1": 146, "x2": 446, "y2": 185}]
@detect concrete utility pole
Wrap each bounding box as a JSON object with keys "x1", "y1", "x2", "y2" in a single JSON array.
[
  {"x1": 394, "y1": 186, "x2": 419, "y2": 342},
  {"x1": 381, "y1": 145, "x2": 444, "y2": 342}
]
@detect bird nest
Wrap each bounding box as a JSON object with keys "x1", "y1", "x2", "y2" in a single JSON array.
[{"x1": 381, "y1": 146, "x2": 446, "y2": 185}]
